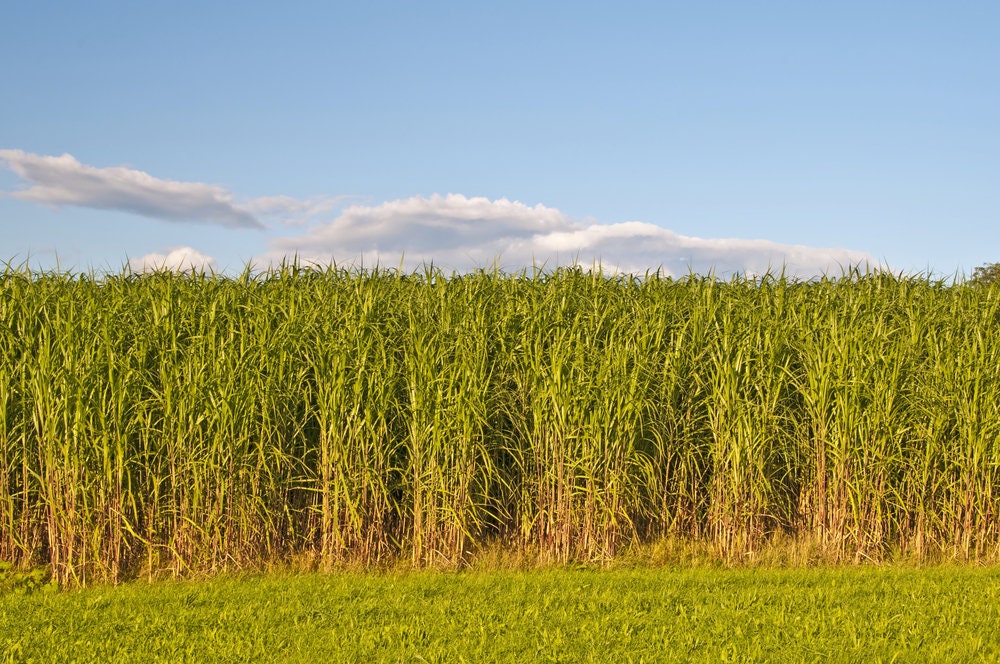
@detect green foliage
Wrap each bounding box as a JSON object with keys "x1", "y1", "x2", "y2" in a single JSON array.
[
  {"x1": 0, "y1": 561, "x2": 55, "y2": 595},
  {"x1": 971, "y1": 262, "x2": 1000, "y2": 285},
  {"x1": 2, "y1": 264, "x2": 1000, "y2": 585},
  {"x1": 2, "y1": 568, "x2": 1000, "y2": 661}
]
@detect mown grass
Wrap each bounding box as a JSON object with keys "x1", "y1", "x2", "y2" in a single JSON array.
[{"x1": 2, "y1": 566, "x2": 999, "y2": 662}]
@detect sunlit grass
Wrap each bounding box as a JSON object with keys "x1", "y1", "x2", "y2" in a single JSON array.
[
  {"x1": 2, "y1": 566, "x2": 999, "y2": 662},
  {"x1": 2, "y1": 263, "x2": 999, "y2": 585}
]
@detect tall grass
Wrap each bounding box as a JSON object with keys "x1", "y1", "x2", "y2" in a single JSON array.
[{"x1": 2, "y1": 263, "x2": 999, "y2": 584}]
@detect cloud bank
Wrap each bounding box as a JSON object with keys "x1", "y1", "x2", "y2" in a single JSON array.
[
  {"x1": 2, "y1": 151, "x2": 874, "y2": 278},
  {"x1": 265, "y1": 194, "x2": 874, "y2": 278},
  {"x1": 0, "y1": 149, "x2": 339, "y2": 229},
  {"x1": 129, "y1": 246, "x2": 217, "y2": 273}
]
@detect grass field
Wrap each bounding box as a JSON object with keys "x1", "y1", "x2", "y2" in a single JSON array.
[
  {"x1": 2, "y1": 566, "x2": 999, "y2": 662},
  {"x1": 4, "y1": 265, "x2": 1000, "y2": 661},
  {"x1": 3, "y1": 265, "x2": 1000, "y2": 585}
]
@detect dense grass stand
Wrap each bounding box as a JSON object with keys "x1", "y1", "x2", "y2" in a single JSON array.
[{"x1": 1, "y1": 265, "x2": 998, "y2": 586}]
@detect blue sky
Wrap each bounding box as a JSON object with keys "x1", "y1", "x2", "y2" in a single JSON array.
[{"x1": 2, "y1": 1, "x2": 998, "y2": 277}]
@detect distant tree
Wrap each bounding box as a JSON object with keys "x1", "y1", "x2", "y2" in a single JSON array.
[{"x1": 971, "y1": 262, "x2": 1000, "y2": 285}]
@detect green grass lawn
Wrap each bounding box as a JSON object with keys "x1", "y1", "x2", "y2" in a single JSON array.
[{"x1": 2, "y1": 566, "x2": 999, "y2": 663}]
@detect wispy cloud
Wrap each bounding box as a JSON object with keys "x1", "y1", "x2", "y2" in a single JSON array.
[
  {"x1": 129, "y1": 246, "x2": 217, "y2": 273},
  {"x1": 242, "y1": 194, "x2": 354, "y2": 227},
  {"x1": 3, "y1": 151, "x2": 875, "y2": 277},
  {"x1": 0, "y1": 149, "x2": 340, "y2": 230},
  {"x1": 264, "y1": 194, "x2": 874, "y2": 278}
]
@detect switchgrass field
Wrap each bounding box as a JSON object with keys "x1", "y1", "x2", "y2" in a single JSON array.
[
  {"x1": 3, "y1": 566, "x2": 1000, "y2": 662},
  {"x1": 2, "y1": 264, "x2": 1000, "y2": 586}
]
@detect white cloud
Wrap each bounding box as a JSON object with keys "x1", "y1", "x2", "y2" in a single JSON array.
[
  {"x1": 1, "y1": 151, "x2": 876, "y2": 278},
  {"x1": 264, "y1": 194, "x2": 874, "y2": 278},
  {"x1": 0, "y1": 149, "x2": 336, "y2": 230},
  {"x1": 242, "y1": 194, "x2": 355, "y2": 227},
  {"x1": 129, "y1": 246, "x2": 217, "y2": 273}
]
